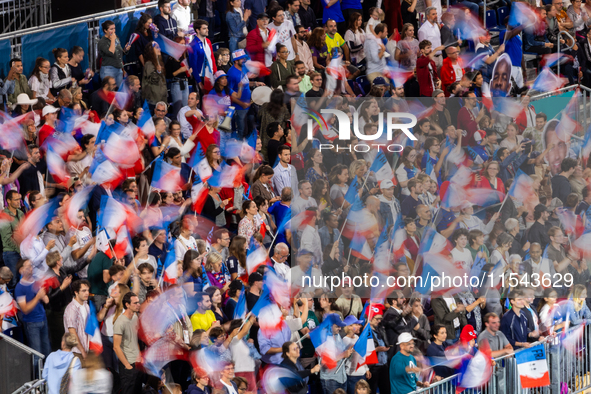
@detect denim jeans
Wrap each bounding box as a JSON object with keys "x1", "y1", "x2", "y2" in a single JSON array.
[
  {"x1": 232, "y1": 106, "x2": 250, "y2": 140},
  {"x1": 100, "y1": 65, "x2": 123, "y2": 88},
  {"x1": 229, "y1": 37, "x2": 240, "y2": 56},
  {"x1": 346, "y1": 375, "x2": 365, "y2": 394},
  {"x1": 23, "y1": 318, "x2": 51, "y2": 374},
  {"x1": 321, "y1": 379, "x2": 346, "y2": 394},
  {"x1": 170, "y1": 80, "x2": 189, "y2": 119},
  {"x1": 3, "y1": 251, "x2": 20, "y2": 292}
]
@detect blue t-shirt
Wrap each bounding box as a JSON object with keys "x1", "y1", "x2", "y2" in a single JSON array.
[
  {"x1": 322, "y1": 0, "x2": 345, "y2": 23},
  {"x1": 341, "y1": 0, "x2": 362, "y2": 9},
  {"x1": 390, "y1": 351, "x2": 418, "y2": 394},
  {"x1": 268, "y1": 201, "x2": 290, "y2": 246},
  {"x1": 505, "y1": 34, "x2": 523, "y2": 67},
  {"x1": 15, "y1": 280, "x2": 46, "y2": 323},
  {"x1": 401, "y1": 195, "x2": 420, "y2": 219},
  {"x1": 436, "y1": 208, "x2": 458, "y2": 234},
  {"x1": 227, "y1": 66, "x2": 251, "y2": 104}
]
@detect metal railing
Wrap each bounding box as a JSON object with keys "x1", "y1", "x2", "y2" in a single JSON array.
[
  {"x1": 0, "y1": 1, "x2": 161, "y2": 72},
  {"x1": 410, "y1": 324, "x2": 591, "y2": 394},
  {"x1": 0, "y1": 0, "x2": 51, "y2": 34},
  {"x1": 0, "y1": 332, "x2": 46, "y2": 394},
  {"x1": 11, "y1": 379, "x2": 47, "y2": 394}
]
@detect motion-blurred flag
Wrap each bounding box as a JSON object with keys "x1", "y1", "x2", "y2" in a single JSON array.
[
  {"x1": 531, "y1": 67, "x2": 566, "y2": 93},
  {"x1": 85, "y1": 302, "x2": 103, "y2": 354},
  {"x1": 353, "y1": 323, "x2": 378, "y2": 370},
  {"x1": 151, "y1": 159, "x2": 185, "y2": 192},
  {"x1": 456, "y1": 340, "x2": 494, "y2": 393},
  {"x1": 153, "y1": 33, "x2": 187, "y2": 61}
]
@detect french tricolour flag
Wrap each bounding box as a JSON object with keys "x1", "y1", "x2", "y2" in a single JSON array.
[
  {"x1": 456, "y1": 340, "x2": 493, "y2": 393},
  {"x1": 162, "y1": 247, "x2": 178, "y2": 284},
  {"x1": 151, "y1": 159, "x2": 184, "y2": 192},
  {"x1": 353, "y1": 323, "x2": 378, "y2": 370},
  {"x1": 515, "y1": 344, "x2": 550, "y2": 389},
  {"x1": 85, "y1": 302, "x2": 103, "y2": 354},
  {"x1": 187, "y1": 142, "x2": 212, "y2": 181}
]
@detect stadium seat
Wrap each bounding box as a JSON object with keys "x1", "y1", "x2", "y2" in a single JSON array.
[
  {"x1": 356, "y1": 76, "x2": 369, "y2": 94},
  {"x1": 485, "y1": 9, "x2": 498, "y2": 29},
  {"x1": 497, "y1": 6, "x2": 508, "y2": 26}
]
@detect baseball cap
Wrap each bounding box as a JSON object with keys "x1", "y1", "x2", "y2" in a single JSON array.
[
  {"x1": 373, "y1": 77, "x2": 388, "y2": 86},
  {"x1": 248, "y1": 272, "x2": 263, "y2": 285},
  {"x1": 42, "y1": 105, "x2": 59, "y2": 117},
  {"x1": 459, "y1": 324, "x2": 478, "y2": 343},
  {"x1": 432, "y1": 89, "x2": 445, "y2": 98},
  {"x1": 380, "y1": 179, "x2": 395, "y2": 190},
  {"x1": 343, "y1": 315, "x2": 364, "y2": 326},
  {"x1": 549, "y1": 197, "x2": 563, "y2": 211},
  {"x1": 396, "y1": 332, "x2": 416, "y2": 345},
  {"x1": 214, "y1": 71, "x2": 227, "y2": 81},
  {"x1": 257, "y1": 13, "x2": 269, "y2": 19}
]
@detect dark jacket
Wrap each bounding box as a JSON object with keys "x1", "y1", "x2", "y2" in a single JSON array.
[
  {"x1": 431, "y1": 297, "x2": 468, "y2": 340},
  {"x1": 153, "y1": 14, "x2": 178, "y2": 40},
  {"x1": 46, "y1": 258, "x2": 91, "y2": 312},
  {"x1": 280, "y1": 358, "x2": 311, "y2": 394},
  {"x1": 381, "y1": 306, "x2": 414, "y2": 356}
]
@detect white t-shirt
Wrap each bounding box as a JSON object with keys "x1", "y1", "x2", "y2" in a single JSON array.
[
  {"x1": 451, "y1": 247, "x2": 473, "y2": 270},
  {"x1": 69, "y1": 368, "x2": 113, "y2": 394},
  {"x1": 230, "y1": 337, "x2": 255, "y2": 372},
  {"x1": 452, "y1": 63, "x2": 463, "y2": 81},
  {"x1": 365, "y1": 17, "x2": 380, "y2": 35},
  {"x1": 100, "y1": 306, "x2": 117, "y2": 337},
  {"x1": 269, "y1": 21, "x2": 297, "y2": 61},
  {"x1": 174, "y1": 235, "x2": 198, "y2": 262},
  {"x1": 68, "y1": 226, "x2": 93, "y2": 278}
]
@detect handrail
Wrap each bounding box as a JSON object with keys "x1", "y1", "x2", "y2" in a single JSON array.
[
  {"x1": 0, "y1": 1, "x2": 159, "y2": 41},
  {"x1": 11, "y1": 379, "x2": 46, "y2": 394},
  {"x1": 0, "y1": 332, "x2": 45, "y2": 358}
]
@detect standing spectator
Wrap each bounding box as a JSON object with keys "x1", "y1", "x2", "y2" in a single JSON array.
[
  {"x1": 166, "y1": 39, "x2": 192, "y2": 116},
  {"x1": 244, "y1": 0, "x2": 266, "y2": 30},
  {"x1": 382, "y1": 293, "x2": 414, "y2": 356},
  {"x1": 401, "y1": 0, "x2": 419, "y2": 35},
  {"x1": 69, "y1": 351, "x2": 113, "y2": 394},
  {"x1": 177, "y1": 92, "x2": 203, "y2": 139},
  {"x1": 475, "y1": 34, "x2": 505, "y2": 92},
  {"x1": 188, "y1": 20, "x2": 218, "y2": 92},
  {"x1": 29, "y1": 57, "x2": 54, "y2": 103},
  {"x1": 87, "y1": 241, "x2": 113, "y2": 312},
  {"x1": 1, "y1": 190, "x2": 24, "y2": 291},
  {"x1": 426, "y1": 326, "x2": 455, "y2": 378},
  {"x1": 440, "y1": 12, "x2": 460, "y2": 55},
  {"x1": 344, "y1": 13, "x2": 366, "y2": 68},
  {"x1": 98, "y1": 21, "x2": 129, "y2": 87},
  {"x1": 294, "y1": 26, "x2": 315, "y2": 72},
  {"x1": 284, "y1": 0, "x2": 302, "y2": 27},
  {"x1": 142, "y1": 43, "x2": 168, "y2": 107},
  {"x1": 527, "y1": 204, "x2": 551, "y2": 249},
  {"x1": 322, "y1": 2, "x2": 345, "y2": 34},
  {"x1": 269, "y1": 8, "x2": 298, "y2": 62},
  {"x1": 246, "y1": 14, "x2": 273, "y2": 67},
  {"x1": 551, "y1": 158, "x2": 576, "y2": 204},
  {"x1": 49, "y1": 48, "x2": 74, "y2": 97},
  {"x1": 133, "y1": 13, "x2": 155, "y2": 66},
  {"x1": 500, "y1": 290, "x2": 532, "y2": 350},
  {"x1": 154, "y1": 0, "x2": 178, "y2": 40},
  {"x1": 113, "y1": 292, "x2": 142, "y2": 394},
  {"x1": 418, "y1": 7, "x2": 443, "y2": 70},
  {"x1": 42, "y1": 333, "x2": 82, "y2": 394},
  {"x1": 440, "y1": 46, "x2": 464, "y2": 95},
  {"x1": 457, "y1": 91, "x2": 486, "y2": 146},
  {"x1": 431, "y1": 294, "x2": 467, "y2": 341},
  {"x1": 90, "y1": 77, "x2": 116, "y2": 118},
  {"x1": 63, "y1": 280, "x2": 91, "y2": 358},
  {"x1": 272, "y1": 146, "x2": 295, "y2": 195},
  {"x1": 503, "y1": 23, "x2": 526, "y2": 93},
  {"x1": 416, "y1": 40, "x2": 443, "y2": 97},
  {"x1": 15, "y1": 259, "x2": 51, "y2": 358},
  {"x1": 226, "y1": 0, "x2": 251, "y2": 54},
  {"x1": 270, "y1": 44, "x2": 296, "y2": 89},
  {"x1": 172, "y1": 0, "x2": 192, "y2": 34},
  {"x1": 325, "y1": 20, "x2": 350, "y2": 61},
  {"x1": 366, "y1": 24, "x2": 389, "y2": 83},
  {"x1": 395, "y1": 24, "x2": 420, "y2": 71},
  {"x1": 298, "y1": 0, "x2": 317, "y2": 31},
  {"x1": 390, "y1": 333, "x2": 431, "y2": 394}
]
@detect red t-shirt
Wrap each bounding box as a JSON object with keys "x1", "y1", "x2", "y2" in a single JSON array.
[{"x1": 38, "y1": 124, "x2": 55, "y2": 148}]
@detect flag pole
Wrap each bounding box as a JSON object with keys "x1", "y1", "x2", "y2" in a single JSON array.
[
  {"x1": 238, "y1": 312, "x2": 252, "y2": 331},
  {"x1": 498, "y1": 193, "x2": 510, "y2": 213}
]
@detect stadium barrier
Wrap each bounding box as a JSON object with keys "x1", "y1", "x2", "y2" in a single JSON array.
[
  {"x1": 0, "y1": 332, "x2": 45, "y2": 394},
  {"x1": 1, "y1": 0, "x2": 52, "y2": 34},
  {"x1": 11, "y1": 379, "x2": 47, "y2": 394},
  {"x1": 410, "y1": 323, "x2": 591, "y2": 394}
]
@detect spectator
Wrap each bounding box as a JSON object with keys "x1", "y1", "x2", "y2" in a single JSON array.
[
  {"x1": 500, "y1": 290, "x2": 532, "y2": 350},
  {"x1": 29, "y1": 57, "x2": 54, "y2": 103},
  {"x1": 48, "y1": 48, "x2": 74, "y2": 97},
  {"x1": 226, "y1": 0, "x2": 251, "y2": 54},
  {"x1": 271, "y1": 44, "x2": 296, "y2": 89},
  {"x1": 416, "y1": 40, "x2": 443, "y2": 97},
  {"x1": 246, "y1": 13, "x2": 272, "y2": 67},
  {"x1": 440, "y1": 46, "x2": 464, "y2": 95},
  {"x1": 15, "y1": 259, "x2": 51, "y2": 358},
  {"x1": 0, "y1": 190, "x2": 24, "y2": 290},
  {"x1": 418, "y1": 7, "x2": 443, "y2": 69},
  {"x1": 188, "y1": 20, "x2": 217, "y2": 91},
  {"x1": 325, "y1": 19, "x2": 350, "y2": 62},
  {"x1": 154, "y1": 0, "x2": 178, "y2": 40},
  {"x1": 269, "y1": 7, "x2": 298, "y2": 63},
  {"x1": 98, "y1": 21, "x2": 129, "y2": 87},
  {"x1": 42, "y1": 333, "x2": 82, "y2": 394},
  {"x1": 284, "y1": 0, "x2": 302, "y2": 27},
  {"x1": 365, "y1": 23, "x2": 389, "y2": 83},
  {"x1": 281, "y1": 341, "x2": 321, "y2": 394},
  {"x1": 63, "y1": 279, "x2": 91, "y2": 358},
  {"x1": 390, "y1": 333, "x2": 431, "y2": 394},
  {"x1": 90, "y1": 76, "x2": 116, "y2": 118},
  {"x1": 142, "y1": 42, "x2": 168, "y2": 106},
  {"x1": 298, "y1": 0, "x2": 317, "y2": 31},
  {"x1": 172, "y1": 0, "x2": 192, "y2": 34},
  {"x1": 426, "y1": 325, "x2": 455, "y2": 378},
  {"x1": 7, "y1": 58, "x2": 33, "y2": 106},
  {"x1": 395, "y1": 24, "x2": 420, "y2": 71},
  {"x1": 527, "y1": 204, "x2": 552, "y2": 249},
  {"x1": 431, "y1": 293, "x2": 467, "y2": 341},
  {"x1": 113, "y1": 292, "x2": 142, "y2": 394}
]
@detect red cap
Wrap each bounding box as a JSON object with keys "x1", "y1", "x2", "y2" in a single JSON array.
[
  {"x1": 367, "y1": 304, "x2": 386, "y2": 320},
  {"x1": 460, "y1": 324, "x2": 478, "y2": 343}
]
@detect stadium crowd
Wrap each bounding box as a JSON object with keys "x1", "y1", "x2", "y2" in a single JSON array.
[{"x1": 1, "y1": 0, "x2": 591, "y2": 393}]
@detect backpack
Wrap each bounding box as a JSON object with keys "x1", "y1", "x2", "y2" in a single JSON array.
[{"x1": 59, "y1": 356, "x2": 78, "y2": 394}]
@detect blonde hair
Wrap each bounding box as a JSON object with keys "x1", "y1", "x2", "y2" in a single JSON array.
[
  {"x1": 349, "y1": 159, "x2": 367, "y2": 181},
  {"x1": 113, "y1": 283, "x2": 131, "y2": 324},
  {"x1": 63, "y1": 332, "x2": 78, "y2": 350},
  {"x1": 205, "y1": 252, "x2": 223, "y2": 272},
  {"x1": 570, "y1": 284, "x2": 587, "y2": 311},
  {"x1": 82, "y1": 351, "x2": 105, "y2": 381}
]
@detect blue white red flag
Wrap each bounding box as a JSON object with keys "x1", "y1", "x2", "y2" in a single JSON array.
[
  {"x1": 85, "y1": 302, "x2": 103, "y2": 354},
  {"x1": 515, "y1": 344, "x2": 550, "y2": 389}
]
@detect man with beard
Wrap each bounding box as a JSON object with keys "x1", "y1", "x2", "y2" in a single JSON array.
[{"x1": 153, "y1": 0, "x2": 178, "y2": 39}]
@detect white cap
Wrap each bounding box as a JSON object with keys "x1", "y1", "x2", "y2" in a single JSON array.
[
  {"x1": 396, "y1": 332, "x2": 416, "y2": 345},
  {"x1": 42, "y1": 105, "x2": 59, "y2": 117},
  {"x1": 380, "y1": 179, "x2": 395, "y2": 189}
]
